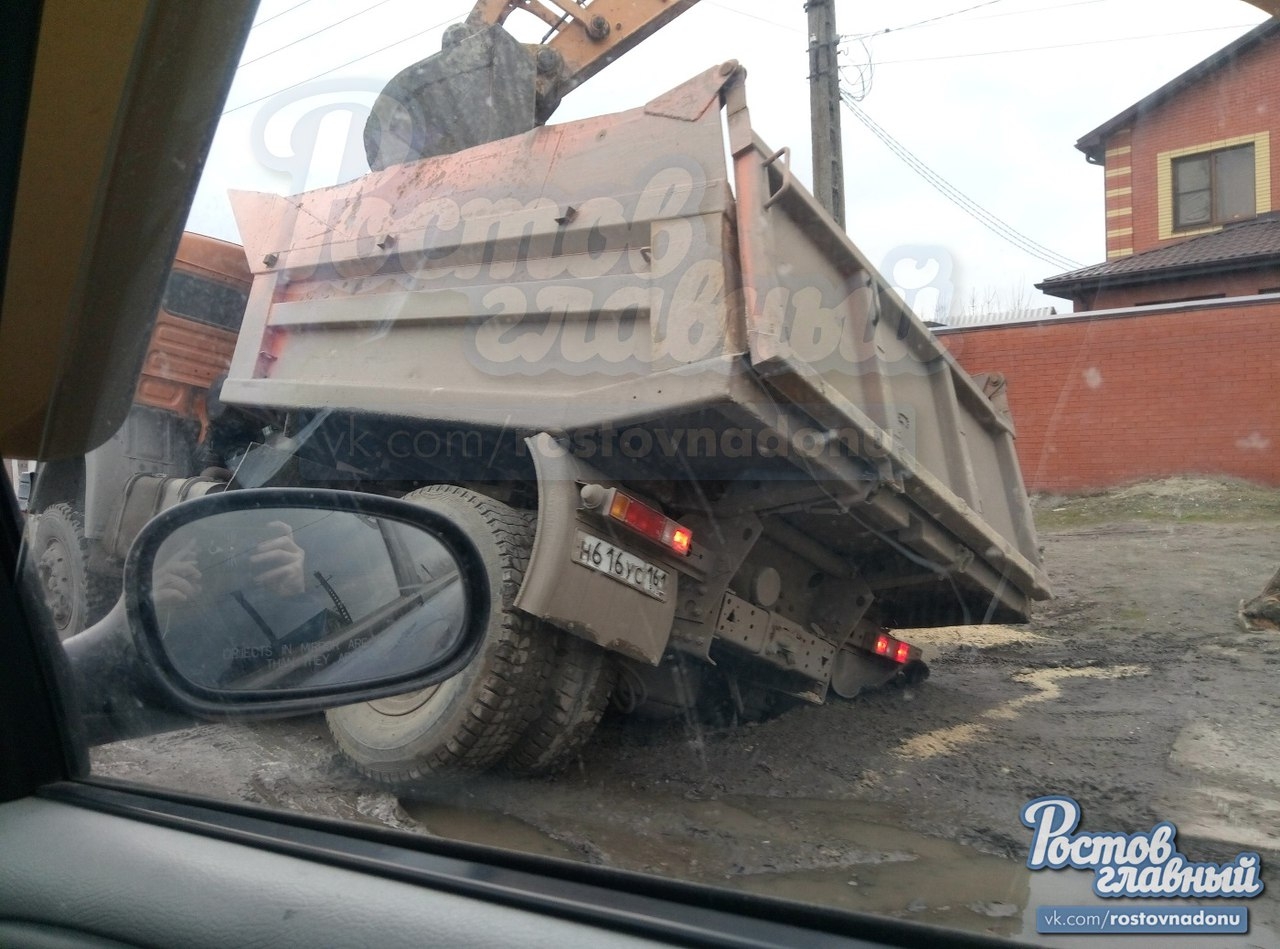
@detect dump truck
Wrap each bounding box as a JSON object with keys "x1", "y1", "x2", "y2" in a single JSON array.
[
  {"x1": 211, "y1": 53, "x2": 1051, "y2": 782},
  {"x1": 28, "y1": 233, "x2": 251, "y2": 638}
]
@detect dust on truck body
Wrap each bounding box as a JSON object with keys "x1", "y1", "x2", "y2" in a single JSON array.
[{"x1": 224, "y1": 65, "x2": 1050, "y2": 776}]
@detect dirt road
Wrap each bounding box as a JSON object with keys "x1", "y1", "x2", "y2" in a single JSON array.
[{"x1": 93, "y1": 479, "x2": 1280, "y2": 943}]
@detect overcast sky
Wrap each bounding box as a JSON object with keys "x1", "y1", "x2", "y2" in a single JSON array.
[{"x1": 189, "y1": 0, "x2": 1272, "y2": 318}]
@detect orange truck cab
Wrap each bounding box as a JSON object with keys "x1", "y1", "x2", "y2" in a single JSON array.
[{"x1": 28, "y1": 233, "x2": 251, "y2": 638}]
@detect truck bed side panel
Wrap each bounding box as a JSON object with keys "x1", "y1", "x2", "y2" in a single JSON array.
[{"x1": 725, "y1": 83, "x2": 1047, "y2": 599}]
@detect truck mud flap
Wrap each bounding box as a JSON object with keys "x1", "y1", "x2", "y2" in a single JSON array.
[{"x1": 517, "y1": 433, "x2": 702, "y2": 665}]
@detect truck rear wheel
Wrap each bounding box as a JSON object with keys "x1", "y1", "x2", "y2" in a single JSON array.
[
  {"x1": 32, "y1": 503, "x2": 116, "y2": 639},
  {"x1": 326, "y1": 485, "x2": 551, "y2": 784},
  {"x1": 503, "y1": 633, "x2": 615, "y2": 776}
]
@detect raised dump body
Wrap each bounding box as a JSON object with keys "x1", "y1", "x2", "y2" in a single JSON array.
[{"x1": 222, "y1": 64, "x2": 1049, "y2": 774}]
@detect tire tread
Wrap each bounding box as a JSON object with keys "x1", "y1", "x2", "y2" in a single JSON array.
[
  {"x1": 327, "y1": 485, "x2": 552, "y2": 785},
  {"x1": 503, "y1": 633, "x2": 615, "y2": 776}
]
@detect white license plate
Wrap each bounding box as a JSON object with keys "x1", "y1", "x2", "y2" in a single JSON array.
[{"x1": 573, "y1": 532, "x2": 669, "y2": 602}]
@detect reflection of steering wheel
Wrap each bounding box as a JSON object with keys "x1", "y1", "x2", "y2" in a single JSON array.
[{"x1": 230, "y1": 572, "x2": 466, "y2": 692}]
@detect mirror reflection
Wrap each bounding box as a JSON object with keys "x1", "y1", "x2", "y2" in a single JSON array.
[{"x1": 149, "y1": 508, "x2": 468, "y2": 692}]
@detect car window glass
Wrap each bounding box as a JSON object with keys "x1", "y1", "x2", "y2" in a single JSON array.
[
  {"x1": 161, "y1": 272, "x2": 251, "y2": 331},
  {"x1": 14, "y1": 2, "x2": 1279, "y2": 944}
]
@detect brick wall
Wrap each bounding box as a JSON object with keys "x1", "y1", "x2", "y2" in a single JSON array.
[
  {"x1": 1103, "y1": 38, "x2": 1280, "y2": 257},
  {"x1": 937, "y1": 300, "x2": 1280, "y2": 493}
]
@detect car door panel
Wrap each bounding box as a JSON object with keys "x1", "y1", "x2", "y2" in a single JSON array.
[
  {"x1": 0, "y1": 781, "x2": 951, "y2": 949},
  {"x1": 0, "y1": 795, "x2": 669, "y2": 949}
]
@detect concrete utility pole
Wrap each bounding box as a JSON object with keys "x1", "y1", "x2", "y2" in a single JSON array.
[{"x1": 806, "y1": 0, "x2": 845, "y2": 228}]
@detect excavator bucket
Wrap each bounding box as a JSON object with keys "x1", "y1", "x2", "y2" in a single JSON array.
[{"x1": 363, "y1": 24, "x2": 536, "y2": 170}]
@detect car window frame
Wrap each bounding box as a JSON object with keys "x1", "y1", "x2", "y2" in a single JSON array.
[{"x1": 0, "y1": 0, "x2": 80, "y2": 805}]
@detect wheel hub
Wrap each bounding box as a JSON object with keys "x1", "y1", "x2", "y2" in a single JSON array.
[{"x1": 37, "y1": 538, "x2": 74, "y2": 632}]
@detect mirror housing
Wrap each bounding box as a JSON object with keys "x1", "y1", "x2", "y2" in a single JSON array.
[{"x1": 123, "y1": 488, "x2": 490, "y2": 718}]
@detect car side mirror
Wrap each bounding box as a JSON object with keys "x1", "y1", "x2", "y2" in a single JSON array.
[{"x1": 123, "y1": 488, "x2": 489, "y2": 718}]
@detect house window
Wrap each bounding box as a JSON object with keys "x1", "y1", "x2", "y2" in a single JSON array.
[{"x1": 1172, "y1": 145, "x2": 1256, "y2": 230}]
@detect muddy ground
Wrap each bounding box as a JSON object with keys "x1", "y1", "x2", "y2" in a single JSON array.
[{"x1": 94, "y1": 478, "x2": 1280, "y2": 945}]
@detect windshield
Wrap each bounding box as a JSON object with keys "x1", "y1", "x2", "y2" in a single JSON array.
[{"x1": 12, "y1": 1, "x2": 1280, "y2": 944}]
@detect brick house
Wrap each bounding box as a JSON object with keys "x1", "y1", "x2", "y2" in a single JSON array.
[
  {"x1": 936, "y1": 20, "x2": 1280, "y2": 492},
  {"x1": 1038, "y1": 18, "x2": 1280, "y2": 309}
]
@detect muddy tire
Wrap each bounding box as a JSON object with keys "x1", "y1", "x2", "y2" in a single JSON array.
[
  {"x1": 504, "y1": 633, "x2": 615, "y2": 776},
  {"x1": 32, "y1": 503, "x2": 117, "y2": 639},
  {"x1": 326, "y1": 485, "x2": 551, "y2": 784}
]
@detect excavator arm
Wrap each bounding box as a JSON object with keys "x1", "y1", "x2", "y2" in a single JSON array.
[
  {"x1": 466, "y1": 0, "x2": 700, "y2": 97},
  {"x1": 364, "y1": 0, "x2": 699, "y2": 169}
]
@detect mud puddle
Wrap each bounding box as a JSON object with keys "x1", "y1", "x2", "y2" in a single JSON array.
[{"x1": 403, "y1": 790, "x2": 1114, "y2": 940}]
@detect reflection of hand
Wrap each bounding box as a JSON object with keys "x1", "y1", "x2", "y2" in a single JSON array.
[
  {"x1": 153, "y1": 540, "x2": 202, "y2": 610},
  {"x1": 251, "y1": 521, "x2": 306, "y2": 597}
]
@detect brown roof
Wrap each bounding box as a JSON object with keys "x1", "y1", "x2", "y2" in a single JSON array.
[
  {"x1": 1037, "y1": 213, "x2": 1280, "y2": 295},
  {"x1": 1075, "y1": 18, "x2": 1280, "y2": 164}
]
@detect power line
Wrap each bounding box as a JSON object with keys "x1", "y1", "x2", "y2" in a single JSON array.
[
  {"x1": 840, "y1": 38, "x2": 874, "y2": 103},
  {"x1": 251, "y1": 0, "x2": 322, "y2": 30},
  {"x1": 222, "y1": 13, "x2": 460, "y2": 116},
  {"x1": 239, "y1": 0, "x2": 404, "y2": 69},
  {"x1": 841, "y1": 89, "x2": 1080, "y2": 271},
  {"x1": 848, "y1": 0, "x2": 1103, "y2": 40},
  {"x1": 851, "y1": 23, "x2": 1258, "y2": 66},
  {"x1": 964, "y1": 0, "x2": 1105, "y2": 24},
  {"x1": 702, "y1": 1, "x2": 803, "y2": 33},
  {"x1": 844, "y1": 0, "x2": 1006, "y2": 41}
]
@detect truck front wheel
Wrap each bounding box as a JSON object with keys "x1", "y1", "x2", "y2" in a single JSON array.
[
  {"x1": 32, "y1": 503, "x2": 117, "y2": 639},
  {"x1": 325, "y1": 485, "x2": 551, "y2": 784}
]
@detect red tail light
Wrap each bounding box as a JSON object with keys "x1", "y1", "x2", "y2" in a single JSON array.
[
  {"x1": 607, "y1": 490, "x2": 692, "y2": 556},
  {"x1": 872, "y1": 631, "x2": 914, "y2": 665},
  {"x1": 669, "y1": 526, "x2": 692, "y2": 556}
]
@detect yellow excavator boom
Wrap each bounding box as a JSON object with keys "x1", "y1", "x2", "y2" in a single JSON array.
[{"x1": 466, "y1": 1, "x2": 700, "y2": 97}]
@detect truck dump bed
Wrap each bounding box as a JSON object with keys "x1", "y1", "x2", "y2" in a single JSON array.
[{"x1": 227, "y1": 64, "x2": 1050, "y2": 626}]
